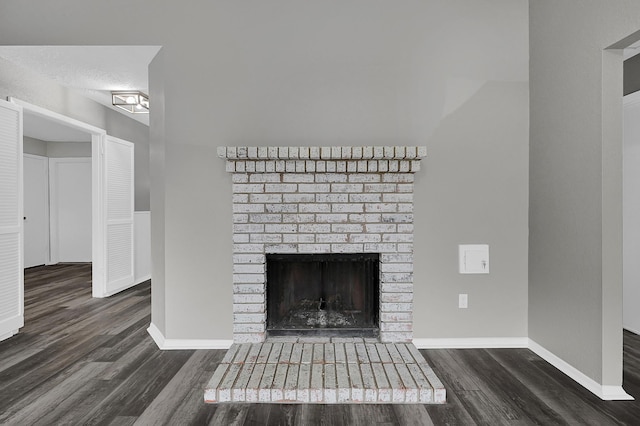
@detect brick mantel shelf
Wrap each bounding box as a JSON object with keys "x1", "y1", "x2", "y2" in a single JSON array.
[{"x1": 219, "y1": 146, "x2": 427, "y2": 343}]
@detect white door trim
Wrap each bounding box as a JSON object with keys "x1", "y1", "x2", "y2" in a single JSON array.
[{"x1": 9, "y1": 98, "x2": 108, "y2": 297}]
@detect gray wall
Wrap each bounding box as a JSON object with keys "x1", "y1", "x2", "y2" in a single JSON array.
[
  {"x1": 0, "y1": 57, "x2": 150, "y2": 210},
  {"x1": 0, "y1": 2, "x2": 529, "y2": 343},
  {"x1": 529, "y1": 0, "x2": 640, "y2": 386}
]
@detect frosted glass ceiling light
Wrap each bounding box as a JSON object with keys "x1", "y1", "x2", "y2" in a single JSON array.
[{"x1": 112, "y1": 91, "x2": 149, "y2": 113}]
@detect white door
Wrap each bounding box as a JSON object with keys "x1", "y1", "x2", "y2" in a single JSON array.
[
  {"x1": 23, "y1": 154, "x2": 49, "y2": 268},
  {"x1": 100, "y1": 136, "x2": 135, "y2": 296},
  {"x1": 0, "y1": 99, "x2": 23, "y2": 341},
  {"x1": 49, "y1": 158, "x2": 92, "y2": 263}
]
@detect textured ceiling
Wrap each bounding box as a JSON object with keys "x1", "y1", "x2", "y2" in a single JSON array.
[{"x1": 0, "y1": 46, "x2": 160, "y2": 126}]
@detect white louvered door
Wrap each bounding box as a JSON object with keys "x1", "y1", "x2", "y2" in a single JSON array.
[
  {"x1": 103, "y1": 136, "x2": 135, "y2": 296},
  {"x1": 0, "y1": 100, "x2": 23, "y2": 341}
]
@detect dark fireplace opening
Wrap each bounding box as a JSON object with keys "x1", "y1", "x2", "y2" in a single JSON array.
[{"x1": 266, "y1": 253, "x2": 380, "y2": 337}]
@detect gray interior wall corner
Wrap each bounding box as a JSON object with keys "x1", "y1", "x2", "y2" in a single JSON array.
[
  {"x1": 149, "y1": 48, "x2": 166, "y2": 336},
  {"x1": 529, "y1": 0, "x2": 640, "y2": 388}
]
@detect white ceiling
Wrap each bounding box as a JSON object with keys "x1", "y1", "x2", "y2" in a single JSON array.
[
  {"x1": 23, "y1": 111, "x2": 92, "y2": 142},
  {"x1": 0, "y1": 46, "x2": 160, "y2": 127}
]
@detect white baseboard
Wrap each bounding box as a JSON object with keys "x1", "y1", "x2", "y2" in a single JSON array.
[
  {"x1": 528, "y1": 339, "x2": 634, "y2": 401},
  {"x1": 413, "y1": 337, "x2": 529, "y2": 349},
  {"x1": 147, "y1": 322, "x2": 233, "y2": 350}
]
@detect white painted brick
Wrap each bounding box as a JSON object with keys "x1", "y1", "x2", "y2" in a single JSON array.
[
  {"x1": 299, "y1": 147, "x2": 310, "y2": 159},
  {"x1": 249, "y1": 214, "x2": 283, "y2": 223},
  {"x1": 368, "y1": 160, "x2": 378, "y2": 172},
  {"x1": 265, "y1": 224, "x2": 298, "y2": 233},
  {"x1": 374, "y1": 146, "x2": 385, "y2": 158},
  {"x1": 278, "y1": 147, "x2": 289, "y2": 158},
  {"x1": 298, "y1": 244, "x2": 331, "y2": 253},
  {"x1": 233, "y1": 313, "x2": 266, "y2": 323},
  {"x1": 283, "y1": 193, "x2": 315, "y2": 203},
  {"x1": 237, "y1": 147, "x2": 248, "y2": 158},
  {"x1": 331, "y1": 244, "x2": 364, "y2": 253},
  {"x1": 381, "y1": 283, "x2": 413, "y2": 293},
  {"x1": 234, "y1": 284, "x2": 265, "y2": 293},
  {"x1": 235, "y1": 161, "x2": 246, "y2": 172},
  {"x1": 349, "y1": 234, "x2": 382, "y2": 243},
  {"x1": 331, "y1": 224, "x2": 364, "y2": 233},
  {"x1": 381, "y1": 253, "x2": 413, "y2": 263},
  {"x1": 365, "y1": 203, "x2": 398, "y2": 213},
  {"x1": 380, "y1": 302, "x2": 413, "y2": 312},
  {"x1": 397, "y1": 243, "x2": 414, "y2": 253},
  {"x1": 349, "y1": 193, "x2": 381, "y2": 203},
  {"x1": 233, "y1": 234, "x2": 250, "y2": 243},
  {"x1": 397, "y1": 224, "x2": 414, "y2": 233},
  {"x1": 381, "y1": 293, "x2": 414, "y2": 303},
  {"x1": 364, "y1": 243, "x2": 397, "y2": 253},
  {"x1": 234, "y1": 274, "x2": 265, "y2": 284},
  {"x1": 380, "y1": 312, "x2": 413, "y2": 322},
  {"x1": 352, "y1": 146, "x2": 363, "y2": 159},
  {"x1": 233, "y1": 224, "x2": 265, "y2": 233},
  {"x1": 226, "y1": 161, "x2": 236, "y2": 172},
  {"x1": 383, "y1": 173, "x2": 414, "y2": 183},
  {"x1": 289, "y1": 147, "x2": 299, "y2": 159},
  {"x1": 380, "y1": 322, "x2": 413, "y2": 332},
  {"x1": 296, "y1": 161, "x2": 306, "y2": 172},
  {"x1": 365, "y1": 223, "x2": 396, "y2": 233},
  {"x1": 233, "y1": 263, "x2": 265, "y2": 274},
  {"x1": 337, "y1": 161, "x2": 348, "y2": 173},
  {"x1": 247, "y1": 161, "x2": 257, "y2": 172},
  {"x1": 233, "y1": 333, "x2": 265, "y2": 343},
  {"x1": 282, "y1": 173, "x2": 313, "y2": 183},
  {"x1": 233, "y1": 194, "x2": 249, "y2": 203},
  {"x1": 315, "y1": 173, "x2": 348, "y2": 183},
  {"x1": 305, "y1": 161, "x2": 316, "y2": 172},
  {"x1": 258, "y1": 147, "x2": 269, "y2": 158},
  {"x1": 394, "y1": 146, "x2": 406, "y2": 158},
  {"x1": 233, "y1": 294, "x2": 265, "y2": 304},
  {"x1": 379, "y1": 331, "x2": 412, "y2": 343},
  {"x1": 398, "y1": 204, "x2": 414, "y2": 213},
  {"x1": 283, "y1": 234, "x2": 316, "y2": 243},
  {"x1": 233, "y1": 203, "x2": 265, "y2": 213},
  {"x1": 331, "y1": 203, "x2": 364, "y2": 213},
  {"x1": 298, "y1": 183, "x2": 330, "y2": 192},
  {"x1": 382, "y1": 234, "x2": 414, "y2": 243},
  {"x1": 315, "y1": 214, "x2": 348, "y2": 223},
  {"x1": 389, "y1": 160, "x2": 399, "y2": 172},
  {"x1": 250, "y1": 193, "x2": 282, "y2": 203},
  {"x1": 234, "y1": 243, "x2": 266, "y2": 253},
  {"x1": 349, "y1": 213, "x2": 381, "y2": 223},
  {"x1": 365, "y1": 183, "x2": 396, "y2": 193},
  {"x1": 382, "y1": 213, "x2": 413, "y2": 223},
  {"x1": 326, "y1": 161, "x2": 337, "y2": 172},
  {"x1": 380, "y1": 263, "x2": 413, "y2": 273},
  {"x1": 363, "y1": 146, "x2": 374, "y2": 158},
  {"x1": 317, "y1": 234, "x2": 348, "y2": 243},
  {"x1": 233, "y1": 304, "x2": 265, "y2": 313},
  {"x1": 405, "y1": 146, "x2": 416, "y2": 159},
  {"x1": 397, "y1": 183, "x2": 414, "y2": 193},
  {"x1": 265, "y1": 244, "x2": 298, "y2": 253},
  {"x1": 265, "y1": 183, "x2": 297, "y2": 193},
  {"x1": 234, "y1": 323, "x2": 265, "y2": 333},
  {"x1": 346, "y1": 161, "x2": 356, "y2": 172},
  {"x1": 275, "y1": 161, "x2": 286, "y2": 172},
  {"x1": 383, "y1": 193, "x2": 413, "y2": 203},
  {"x1": 381, "y1": 272, "x2": 413, "y2": 283},
  {"x1": 378, "y1": 161, "x2": 389, "y2": 172},
  {"x1": 250, "y1": 234, "x2": 283, "y2": 243},
  {"x1": 217, "y1": 146, "x2": 228, "y2": 158},
  {"x1": 233, "y1": 254, "x2": 265, "y2": 264},
  {"x1": 341, "y1": 146, "x2": 351, "y2": 159},
  {"x1": 417, "y1": 146, "x2": 427, "y2": 157},
  {"x1": 331, "y1": 183, "x2": 363, "y2": 193},
  {"x1": 399, "y1": 160, "x2": 411, "y2": 172},
  {"x1": 266, "y1": 204, "x2": 298, "y2": 213},
  {"x1": 300, "y1": 203, "x2": 331, "y2": 213},
  {"x1": 299, "y1": 224, "x2": 331, "y2": 233},
  {"x1": 233, "y1": 183, "x2": 264, "y2": 193},
  {"x1": 316, "y1": 193, "x2": 348, "y2": 203},
  {"x1": 282, "y1": 214, "x2": 315, "y2": 223},
  {"x1": 285, "y1": 160, "x2": 296, "y2": 172},
  {"x1": 410, "y1": 160, "x2": 421, "y2": 172},
  {"x1": 248, "y1": 147, "x2": 258, "y2": 158},
  {"x1": 316, "y1": 161, "x2": 326, "y2": 172},
  {"x1": 383, "y1": 146, "x2": 395, "y2": 159},
  {"x1": 255, "y1": 161, "x2": 266, "y2": 172}
]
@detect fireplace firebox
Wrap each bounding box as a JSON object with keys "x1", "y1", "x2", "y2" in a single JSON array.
[{"x1": 266, "y1": 253, "x2": 379, "y2": 337}]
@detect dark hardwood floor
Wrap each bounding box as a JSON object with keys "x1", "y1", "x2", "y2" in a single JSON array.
[{"x1": 1, "y1": 264, "x2": 640, "y2": 425}]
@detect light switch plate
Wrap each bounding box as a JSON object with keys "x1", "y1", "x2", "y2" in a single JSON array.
[{"x1": 459, "y1": 244, "x2": 489, "y2": 274}]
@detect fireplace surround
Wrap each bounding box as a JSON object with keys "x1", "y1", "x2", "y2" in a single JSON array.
[{"x1": 219, "y1": 146, "x2": 426, "y2": 343}]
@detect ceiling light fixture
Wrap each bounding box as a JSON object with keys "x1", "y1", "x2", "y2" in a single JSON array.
[{"x1": 111, "y1": 91, "x2": 149, "y2": 114}]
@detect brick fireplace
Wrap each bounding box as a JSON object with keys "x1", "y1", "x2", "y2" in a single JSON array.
[{"x1": 219, "y1": 146, "x2": 426, "y2": 344}]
